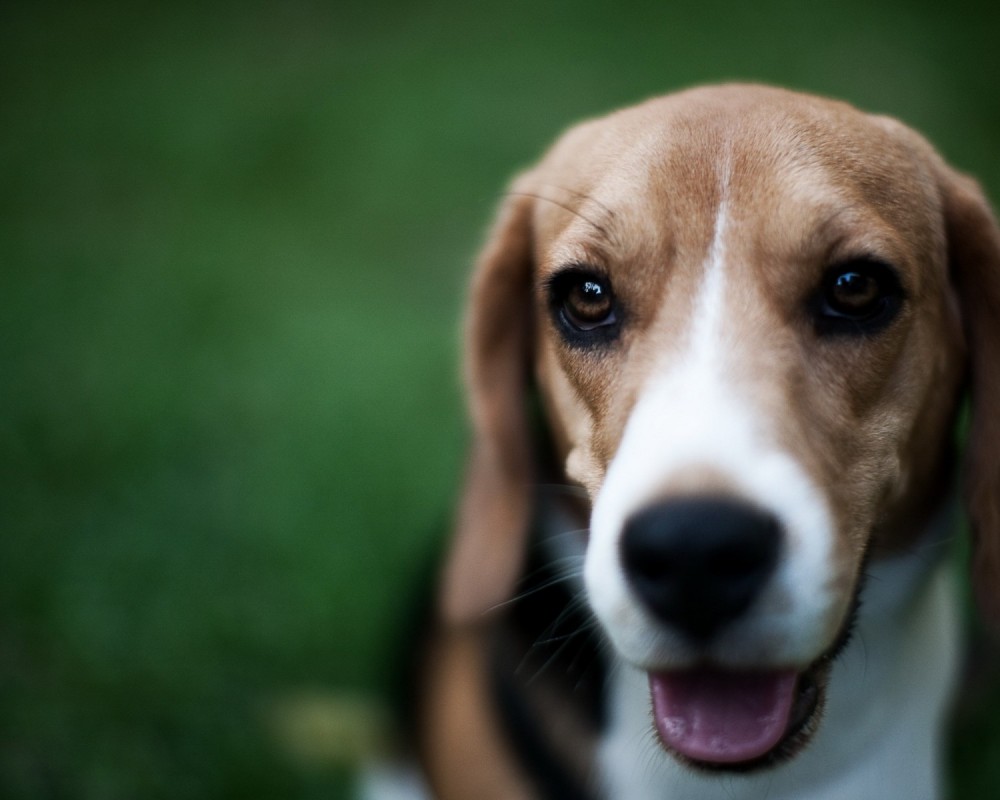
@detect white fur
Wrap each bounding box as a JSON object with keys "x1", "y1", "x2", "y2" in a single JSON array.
[
  {"x1": 597, "y1": 532, "x2": 960, "y2": 800},
  {"x1": 355, "y1": 760, "x2": 430, "y2": 800},
  {"x1": 585, "y1": 194, "x2": 845, "y2": 672}
]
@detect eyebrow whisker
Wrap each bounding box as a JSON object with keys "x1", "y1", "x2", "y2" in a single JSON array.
[
  {"x1": 504, "y1": 190, "x2": 612, "y2": 239},
  {"x1": 534, "y1": 182, "x2": 618, "y2": 222}
]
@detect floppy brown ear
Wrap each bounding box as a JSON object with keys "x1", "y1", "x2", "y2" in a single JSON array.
[
  {"x1": 440, "y1": 190, "x2": 537, "y2": 624},
  {"x1": 940, "y1": 167, "x2": 1000, "y2": 625}
]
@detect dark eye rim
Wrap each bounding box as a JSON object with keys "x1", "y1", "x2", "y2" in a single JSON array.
[
  {"x1": 812, "y1": 258, "x2": 905, "y2": 337},
  {"x1": 545, "y1": 265, "x2": 623, "y2": 347}
]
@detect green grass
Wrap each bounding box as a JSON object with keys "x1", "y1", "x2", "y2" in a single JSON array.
[{"x1": 2, "y1": 0, "x2": 999, "y2": 796}]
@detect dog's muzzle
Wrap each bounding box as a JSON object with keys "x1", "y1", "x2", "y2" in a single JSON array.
[{"x1": 618, "y1": 495, "x2": 810, "y2": 766}]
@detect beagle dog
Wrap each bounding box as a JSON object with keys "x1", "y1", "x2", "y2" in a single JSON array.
[{"x1": 411, "y1": 84, "x2": 1000, "y2": 800}]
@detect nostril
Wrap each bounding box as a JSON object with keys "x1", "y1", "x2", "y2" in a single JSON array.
[
  {"x1": 627, "y1": 543, "x2": 680, "y2": 581},
  {"x1": 709, "y1": 519, "x2": 780, "y2": 577},
  {"x1": 620, "y1": 495, "x2": 783, "y2": 640},
  {"x1": 714, "y1": 551, "x2": 751, "y2": 578}
]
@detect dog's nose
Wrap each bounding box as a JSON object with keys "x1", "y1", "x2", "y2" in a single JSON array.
[{"x1": 620, "y1": 496, "x2": 782, "y2": 642}]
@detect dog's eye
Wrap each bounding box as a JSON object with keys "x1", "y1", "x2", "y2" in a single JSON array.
[
  {"x1": 547, "y1": 268, "x2": 621, "y2": 345},
  {"x1": 565, "y1": 278, "x2": 615, "y2": 330},
  {"x1": 814, "y1": 259, "x2": 903, "y2": 336},
  {"x1": 827, "y1": 271, "x2": 880, "y2": 315}
]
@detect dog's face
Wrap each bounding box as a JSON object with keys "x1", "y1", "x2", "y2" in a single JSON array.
[
  {"x1": 443, "y1": 85, "x2": 1000, "y2": 770},
  {"x1": 535, "y1": 87, "x2": 965, "y2": 767}
]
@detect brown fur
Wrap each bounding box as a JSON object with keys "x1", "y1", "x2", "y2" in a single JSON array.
[
  {"x1": 418, "y1": 628, "x2": 534, "y2": 799},
  {"x1": 938, "y1": 169, "x2": 1000, "y2": 624}
]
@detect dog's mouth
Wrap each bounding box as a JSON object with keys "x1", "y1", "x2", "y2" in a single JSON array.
[
  {"x1": 641, "y1": 550, "x2": 864, "y2": 771},
  {"x1": 647, "y1": 660, "x2": 827, "y2": 771}
]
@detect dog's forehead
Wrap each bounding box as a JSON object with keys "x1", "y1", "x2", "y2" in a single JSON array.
[{"x1": 527, "y1": 85, "x2": 940, "y2": 260}]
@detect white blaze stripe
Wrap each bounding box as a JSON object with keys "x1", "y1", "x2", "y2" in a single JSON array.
[
  {"x1": 584, "y1": 190, "x2": 841, "y2": 669},
  {"x1": 694, "y1": 194, "x2": 730, "y2": 365}
]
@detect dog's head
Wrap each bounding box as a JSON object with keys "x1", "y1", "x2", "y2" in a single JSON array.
[{"x1": 441, "y1": 85, "x2": 1000, "y2": 768}]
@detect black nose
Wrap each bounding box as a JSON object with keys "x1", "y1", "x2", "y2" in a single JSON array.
[{"x1": 620, "y1": 496, "x2": 782, "y2": 642}]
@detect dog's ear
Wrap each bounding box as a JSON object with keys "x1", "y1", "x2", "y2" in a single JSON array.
[
  {"x1": 440, "y1": 189, "x2": 537, "y2": 624},
  {"x1": 939, "y1": 166, "x2": 1000, "y2": 625}
]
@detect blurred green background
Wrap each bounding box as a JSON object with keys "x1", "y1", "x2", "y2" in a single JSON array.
[{"x1": 2, "y1": 0, "x2": 999, "y2": 797}]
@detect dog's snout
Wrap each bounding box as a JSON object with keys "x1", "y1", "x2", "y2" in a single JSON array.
[{"x1": 621, "y1": 496, "x2": 783, "y2": 641}]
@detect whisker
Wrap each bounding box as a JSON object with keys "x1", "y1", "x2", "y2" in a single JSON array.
[
  {"x1": 531, "y1": 596, "x2": 595, "y2": 647},
  {"x1": 534, "y1": 482, "x2": 590, "y2": 500},
  {"x1": 485, "y1": 570, "x2": 578, "y2": 615},
  {"x1": 538, "y1": 527, "x2": 591, "y2": 543},
  {"x1": 523, "y1": 620, "x2": 597, "y2": 684},
  {"x1": 527, "y1": 642, "x2": 586, "y2": 686},
  {"x1": 504, "y1": 190, "x2": 611, "y2": 238},
  {"x1": 533, "y1": 182, "x2": 618, "y2": 222},
  {"x1": 913, "y1": 531, "x2": 958, "y2": 553},
  {"x1": 484, "y1": 548, "x2": 586, "y2": 616}
]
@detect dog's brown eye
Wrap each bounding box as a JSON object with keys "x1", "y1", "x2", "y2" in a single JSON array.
[
  {"x1": 814, "y1": 259, "x2": 903, "y2": 336},
  {"x1": 827, "y1": 271, "x2": 880, "y2": 316},
  {"x1": 547, "y1": 268, "x2": 621, "y2": 346},
  {"x1": 564, "y1": 279, "x2": 616, "y2": 330}
]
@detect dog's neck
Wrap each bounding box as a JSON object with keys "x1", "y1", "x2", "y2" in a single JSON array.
[{"x1": 596, "y1": 513, "x2": 962, "y2": 800}]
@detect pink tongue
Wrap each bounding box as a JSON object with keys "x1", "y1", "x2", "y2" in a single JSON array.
[{"x1": 649, "y1": 669, "x2": 798, "y2": 764}]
